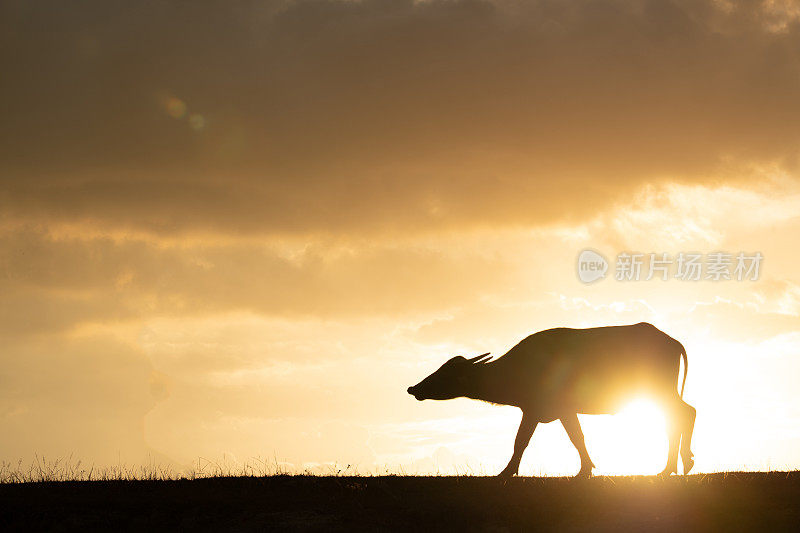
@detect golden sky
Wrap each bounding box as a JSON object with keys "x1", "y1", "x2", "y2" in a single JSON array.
[{"x1": 1, "y1": 0, "x2": 800, "y2": 475}]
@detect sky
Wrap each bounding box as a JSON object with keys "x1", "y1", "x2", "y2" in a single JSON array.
[{"x1": 1, "y1": 0, "x2": 799, "y2": 476}]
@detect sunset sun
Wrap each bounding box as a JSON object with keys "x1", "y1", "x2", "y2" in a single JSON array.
[{"x1": 610, "y1": 399, "x2": 669, "y2": 474}]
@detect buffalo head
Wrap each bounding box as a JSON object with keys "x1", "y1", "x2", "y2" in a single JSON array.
[{"x1": 407, "y1": 353, "x2": 492, "y2": 401}]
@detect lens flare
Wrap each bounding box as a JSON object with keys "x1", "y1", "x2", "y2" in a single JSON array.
[
  {"x1": 165, "y1": 97, "x2": 187, "y2": 119},
  {"x1": 189, "y1": 113, "x2": 206, "y2": 131}
]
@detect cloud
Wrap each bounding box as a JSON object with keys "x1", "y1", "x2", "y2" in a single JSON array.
[
  {"x1": 2, "y1": 1, "x2": 800, "y2": 472},
  {"x1": 0, "y1": 227, "x2": 516, "y2": 335},
  {"x1": 1, "y1": 0, "x2": 799, "y2": 236}
]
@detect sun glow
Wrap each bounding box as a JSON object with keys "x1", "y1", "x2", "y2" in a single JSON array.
[
  {"x1": 584, "y1": 398, "x2": 669, "y2": 476},
  {"x1": 620, "y1": 398, "x2": 667, "y2": 427}
]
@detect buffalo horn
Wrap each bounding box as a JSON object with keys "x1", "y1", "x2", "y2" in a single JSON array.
[{"x1": 467, "y1": 352, "x2": 492, "y2": 364}]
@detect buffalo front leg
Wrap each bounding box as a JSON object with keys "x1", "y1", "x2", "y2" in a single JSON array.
[
  {"x1": 560, "y1": 414, "x2": 596, "y2": 478},
  {"x1": 498, "y1": 411, "x2": 537, "y2": 479}
]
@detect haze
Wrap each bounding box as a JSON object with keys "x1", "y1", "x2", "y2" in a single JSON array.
[{"x1": 1, "y1": 0, "x2": 799, "y2": 475}]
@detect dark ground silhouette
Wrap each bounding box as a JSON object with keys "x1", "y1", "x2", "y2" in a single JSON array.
[{"x1": 3, "y1": 472, "x2": 799, "y2": 531}]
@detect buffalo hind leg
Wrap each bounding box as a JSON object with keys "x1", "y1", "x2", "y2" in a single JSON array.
[
  {"x1": 561, "y1": 414, "x2": 596, "y2": 478},
  {"x1": 498, "y1": 411, "x2": 537, "y2": 479},
  {"x1": 680, "y1": 400, "x2": 696, "y2": 474},
  {"x1": 660, "y1": 399, "x2": 683, "y2": 476}
]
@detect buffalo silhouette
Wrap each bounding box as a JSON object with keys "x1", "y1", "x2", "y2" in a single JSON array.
[{"x1": 408, "y1": 322, "x2": 696, "y2": 477}]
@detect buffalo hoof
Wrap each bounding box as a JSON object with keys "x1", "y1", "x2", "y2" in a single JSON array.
[
  {"x1": 659, "y1": 466, "x2": 677, "y2": 478},
  {"x1": 497, "y1": 468, "x2": 516, "y2": 480}
]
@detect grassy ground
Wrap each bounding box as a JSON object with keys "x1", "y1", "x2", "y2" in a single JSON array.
[{"x1": 2, "y1": 472, "x2": 799, "y2": 531}]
